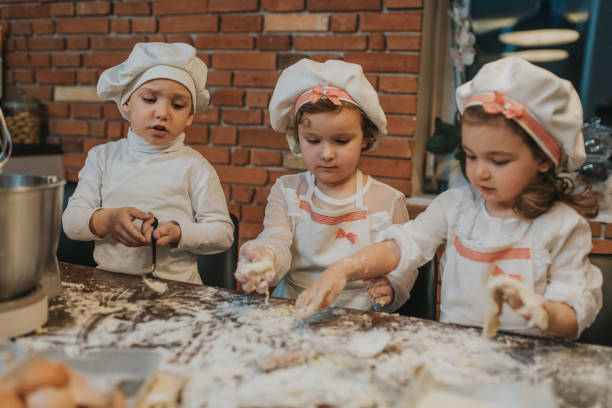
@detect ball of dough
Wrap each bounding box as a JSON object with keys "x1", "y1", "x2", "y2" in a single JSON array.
[{"x1": 16, "y1": 360, "x2": 70, "y2": 395}]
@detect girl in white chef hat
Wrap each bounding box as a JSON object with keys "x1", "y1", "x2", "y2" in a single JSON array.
[
  {"x1": 62, "y1": 42, "x2": 233, "y2": 284},
  {"x1": 296, "y1": 57, "x2": 603, "y2": 339},
  {"x1": 234, "y1": 58, "x2": 416, "y2": 312}
]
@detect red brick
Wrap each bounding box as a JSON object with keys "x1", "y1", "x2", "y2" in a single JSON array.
[
  {"x1": 194, "y1": 34, "x2": 254, "y2": 50},
  {"x1": 147, "y1": 34, "x2": 165, "y2": 42},
  {"x1": 77, "y1": 70, "x2": 97, "y2": 84},
  {"x1": 153, "y1": 0, "x2": 207, "y2": 14},
  {"x1": 71, "y1": 104, "x2": 102, "y2": 119},
  {"x1": 193, "y1": 146, "x2": 230, "y2": 164},
  {"x1": 361, "y1": 11, "x2": 421, "y2": 31},
  {"x1": 295, "y1": 34, "x2": 366, "y2": 50},
  {"x1": 228, "y1": 203, "x2": 240, "y2": 219},
  {"x1": 239, "y1": 222, "x2": 264, "y2": 239},
  {"x1": 590, "y1": 222, "x2": 602, "y2": 237},
  {"x1": 387, "y1": 34, "x2": 421, "y2": 50},
  {"x1": 64, "y1": 170, "x2": 79, "y2": 182},
  {"x1": 239, "y1": 128, "x2": 287, "y2": 149},
  {"x1": 184, "y1": 125, "x2": 209, "y2": 144},
  {"x1": 215, "y1": 165, "x2": 268, "y2": 185},
  {"x1": 89, "y1": 122, "x2": 106, "y2": 138},
  {"x1": 132, "y1": 17, "x2": 157, "y2": 33},
  {"x1": 383, "y1": 178, "x2": 411, "y2": 196},
  {"x1": 233, "y1": 185, "x2": 254, "y2": 203},
  {"x1": 364, "y1": 137, "x2": 413, "y2": 159},
  {"x1": 211, "y1": 89, "x2": 244, "y2": 106},
  {"x1": 604, "y1": 224, "x2": 612, "y2": 239},
  {"x1": 269, "y1": 170, "x2": 298, "y2": 184},
  {"x1": 193, "y1": 108, "x2": 219, "y2": 124},
  {"x1": 242, "y1": 205, "x2": 265, "y2": 222},
  {"x1": 223, "y1": 109, "x2": 262, "y2": 125},
  {"x1": 379, "y1": 75, "x2": 418, "y2": 93},
  {"x1": 591, "y1": 239, "x2": 612, "y2": 255},
  {"x1": 386, "y1": 0, "x2": 422, "y2": 8},
  {"x1": 246, "y1": 91, "x2": 270, "y2": 108},
  {"x1": 35, "y1": 69, "x2": 74, "y2": 85},
  {"x1": 77, "y1": 1, "x2": 111, "y2": 15},
  {"x1": 14, "y1": 70, "x2": 33, "y2": 83},
  {"x1": 46, "y1": 102, "x2": 70, "y2": 118},
  {"x1": 6, "y1": 86, "x2": 52, "y2": 100},
  {"x1": 159, "y1": 15, "x2": 217, "y2": 33},
  {"x1": 63, "y1": 153, "x2": 86, "y2": 169},
  {"x1": 278, "y1": 53, "x2": 308, "y2": 69},
  {"x1": 379, "y1": 95, "x2": 417, "y2": 114},
  {"x1": 2, "y1": 4, "x2": 49, "y2": 19},
  {"x1": 106, "y1": 121, "x2": 123, "y2": 138},
  {"x1": 57, "y1": 18, "x2": 108, "y2": 34},
  {"x1": 13, "y1": 39, "x2": 27, "y2": 51},
  {"x1": 221, "y1": 15, "x2": 261, "y2": 32},
  {"x1": 262, "y1": 0, "x2": 304, "y2": 11},
  {"x1": 331, "y1": 13, "x2": 357, "y2": 32},
  {"x1": 113, "y1": 1, "x2": 150, "y2": 15},
  {"x1": 11, "y1": 22, "x2": 31, "y2": 35},
  {"x1": 211, "y1": 126, "x2": 237, "y2": 145},
  {"x1": 359, "y1": 156, "x2": 411, "y2": 178},
  {"x1": 83, "y1": 52, "x2": 129, "y2": 69},
  {"x1": 91, "y1": 37, "x2": 145, "y2": 50},
  {"x1": 370, "y1": 33, "x2": 385, "y2": 50},
  {"x1": 208, "y1": 0, "x2": 258, "y2": 12},
  {"x1": 251, "y1": 150, "x2": 282, "y2": 166},
  {"x1": 309, "y1": 53, "x2": 340, "y2": 62},
  {"x1": 213, "y1": 52, "x2": 276, "y2": 70},
  {"x1": 257, "y1": 34, "x2": 291, "y2": 50},
  {"x1": 50, "y1": 2, "x2": 74, "y2": 16},
  {"x1": 61, "y1": 139, "x2": 83, "y2": 153},
  {"x1": 253, "y1": 187, "x2": 271, "y2": 204},
  {"x1": 6, "y1": 53, "x2": 50, "y2": 68},
  {"x1": 167, "y1": 35, "x2": 193, "y2": 45},
  {"x1": 111, "y1": 19, "x2": 131, "y2": 33},
  {"x1": 345, "y1": 52, "x2": 419, "y2": 73},
  {"x1": 50, "y1": 119, "x2": 88, "y2": 136},
  {"x1": 234, "y1": 71, "x2": 280, "y2": 88},
  {"x1": 51, "y1": 53, "x2": 81, "y2": 67},
  {"x1": 309, "y1": 0, "x2": 381, "y2": 11},
  {"x1": 264, "y1": 14, "x2": 328, "y2": 32},
  {"x1": 386, "y1": 115, "x2": 415, "y2": 136},
  {"x1": 3, "y1": 70, "x2": 14, "y2": 85},
  {"x1": 104, "y1": 104, "x2": 123, "y2": 120},
  {"x1": 207, "y1": 71, "x2": 232, "y2": 86},
  {"x1": 196, "y1": 53, "x2": 210, "y2": 65},
  {"x1": 231, "y1": 149, "x2": 250, "y2": 165},
  {"x1": 32, "y1": 20, "x2": 54, "y2": 35},
  {"x1": 66, "y1": 37, "x2": 89, "y2": 50},
  {"x1": 83, "y1": 138, "x2": 107, "y2": 152}
]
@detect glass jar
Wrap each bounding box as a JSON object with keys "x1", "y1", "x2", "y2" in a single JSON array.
[{"x1": 1, "y1": 94, "x2": 43, "y2": 145}]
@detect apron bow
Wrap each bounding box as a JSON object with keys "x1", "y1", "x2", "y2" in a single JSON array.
[{"x1": 336, "y1": 227, "x2": 358, "y2": 244}]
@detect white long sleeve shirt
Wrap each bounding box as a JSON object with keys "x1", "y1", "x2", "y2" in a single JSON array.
[
  {"x1": 62, "y1": 129, "x2": 234, "y2": 284},
  {"x1": 378, "y1": 185, "x2": 603, "y2": 337}
]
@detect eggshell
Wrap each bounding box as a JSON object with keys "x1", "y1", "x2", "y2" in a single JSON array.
[
  {"x1": 0, "y1": 389, "x2": 24, "y2": 408},
  {"x1": 24, "y1": 387, "x2": 75, "y2": 408},
  {"x1": 16, "y1": 360, "x2": 70, "y2": 395}
]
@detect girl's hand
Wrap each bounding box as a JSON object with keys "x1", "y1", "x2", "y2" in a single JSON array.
[
  {"x1": 295, "y1": 264, "x2": 348, "y2": 320},
  {"x1": 90, "y1": 207, "x2": 152, "y2": 247},
  {"x1": 364, "y1": 276, "x2": 394, "y2": 307},
  {"x1": 144, "y1": 220, "x2": 182, "y2": 247},
  {"x1": 234, "y1": 244, "x2": 275, "y2": 294}
]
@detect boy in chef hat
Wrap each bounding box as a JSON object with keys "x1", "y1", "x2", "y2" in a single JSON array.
[
  {"x1": 297, "y1": 57, "x2": 602, "y2": 339},
  {"x1": 234, "y1": 58, "x2": 416, "y2": 312},
  {"x1": 63, "y1": 42, "x2": 233, "y2": 284}
]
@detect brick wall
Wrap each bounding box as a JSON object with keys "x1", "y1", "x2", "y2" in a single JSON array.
[{"x1": 1, "y1": 0, "x2": 422, "y2": 245}]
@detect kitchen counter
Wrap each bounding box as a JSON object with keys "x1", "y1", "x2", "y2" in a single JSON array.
[{"x1": 12, "y1": 263, "x2": 612, "y2": 407}]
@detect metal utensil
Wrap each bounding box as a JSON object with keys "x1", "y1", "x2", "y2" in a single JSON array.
[
  {"x1": 0, "y1": 107, "x2": 13, "y2": 168},
  {"x1": 142, "y1": 217, "x2": 167, "y2": 294}
]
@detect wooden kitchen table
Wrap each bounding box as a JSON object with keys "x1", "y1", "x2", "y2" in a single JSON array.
[{"x1": 12, "y1": 263, "x2": 612, "y2": 407}]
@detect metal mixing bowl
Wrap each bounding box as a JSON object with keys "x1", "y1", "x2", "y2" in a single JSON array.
[{"x1": 0, "y1": 174, "x2": 64, "y2": 301}]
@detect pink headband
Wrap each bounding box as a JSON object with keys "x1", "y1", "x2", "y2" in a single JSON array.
[
  {"x1": 294, "y1": 85, "x2": 357, "y2": 112},
  {"x1": 467, "y1": 91, "x2": 562, "y2": 166}
]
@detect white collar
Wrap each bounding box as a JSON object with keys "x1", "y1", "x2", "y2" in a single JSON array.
[{"x1": 127, "y1": 128, "x2": 186, "y2": 154}]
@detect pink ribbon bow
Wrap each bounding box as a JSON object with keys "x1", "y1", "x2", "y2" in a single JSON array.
[
  {"x1": 480, "y1": 91, "x2": 525, "y2": 120},
  {"x1": 491, "y1": 265, "x2": 523, "y2": 282},
  {"x1": 336, "y1": 228, "x2": 358, "y2": 244},
  {"x1": 294, "y1": 85, "x2": 355, "y2": 111}
]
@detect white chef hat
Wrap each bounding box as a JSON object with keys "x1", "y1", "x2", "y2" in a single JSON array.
[
  {"x1": 456, "y1": 57, "x2": 585, "y2": 172},
  {"x1": 97, "y1": 42, "x2": 210, "y2": 121},
  {"x1": 269, "y1": 58, "x2": 387, "y2": 155}
]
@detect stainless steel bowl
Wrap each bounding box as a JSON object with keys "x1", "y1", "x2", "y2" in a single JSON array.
[{"x1": 0, "y1": 174, "x2": 64, "y2": 301}]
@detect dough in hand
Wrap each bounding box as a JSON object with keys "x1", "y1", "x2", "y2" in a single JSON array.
[
  {"x1": 482, "y1": 275, "x2": 548, "y2": 338},
  {"x1": 239, "y1": 259, "x2": 274, "y2": 304}
]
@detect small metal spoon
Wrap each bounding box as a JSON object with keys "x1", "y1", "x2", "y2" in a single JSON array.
[{"x1": 142, "y1": 217, "x2": 167, "y2": 294}]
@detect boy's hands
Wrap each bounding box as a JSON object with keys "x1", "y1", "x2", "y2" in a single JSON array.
[
  {"x1": 90, "y1": 207, "x2": 151, "y2": 246},
  {"x1": 364, "y1": 276, "x2": 394, "y2": 307},
  {"x1": 234, "y1": 243, "x2": 275, "y2": 294},
  {"x1": 141, "y1": 217, "x2": 182, "y2": 247}
]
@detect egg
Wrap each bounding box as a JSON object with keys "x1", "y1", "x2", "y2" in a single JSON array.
[
  {"x1": 0, "y1": 389, "x2": 24, "y2": 408},
  {"x1": 24, "y1": 387, "x2": 75, "y2": 408},
  {"x1": 16, "y1": 360, "x2": 70, "y2": 395},
  {"x1": 68, "y1": 370, "x2": 109, "y2": 407}
]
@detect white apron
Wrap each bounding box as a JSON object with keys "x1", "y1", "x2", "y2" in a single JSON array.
[
  {"x1": 272, "y1": 171, "x2": 373, "y2": 310},
  {"x1": 440, "y1": 211, "x2": 539, "y2": 332}
]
